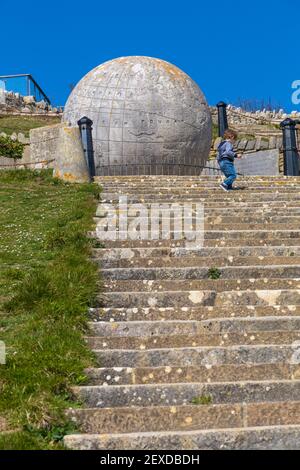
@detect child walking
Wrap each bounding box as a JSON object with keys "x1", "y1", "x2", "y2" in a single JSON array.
[{"x1": 217, "y1": 129, "x2": 242, "y2": 191}]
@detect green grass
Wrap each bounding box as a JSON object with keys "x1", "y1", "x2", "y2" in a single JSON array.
[
  {"x1": 191, "y1": 395, "x2": 213, "y2": 405},
  {"x1": 0, "y1": 169, "x2": 101, "y2": 449},
  {"x1": 208, "y1": 267, "x2": 222, "y2": 280},
  {"x1": 0, "y1": 115, "x2": 61, "y2": 137}
]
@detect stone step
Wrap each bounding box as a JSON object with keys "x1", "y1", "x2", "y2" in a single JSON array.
[
  {"x1": 97, "y1": 246, "x2": 300, "y2": 261},
  {"x1": 67, "y1": 401, "x2": 300, "y2": 435},
  {"x1": 85, "y1": 363, "x2": 300, "y2": 386},
  {"x1": 93, "y1": 344, "x2": 297, "y2": 368},
  {"x1": 90, "y1": 305, "x2": 300, "y2": 322},
  {"x1": 96, "y1": 209, "x2": 300, "y2": 223},
  {"x1": 95, "y1": 220, "x2": 300, "y2": 233},
  {"x1": 89, "y1": 317, "x2": 300, "y2": 337},
  {"x1": 99, "y1": 253, "x2": 300, "y2": 271},
  {"x1": 103, "y1": 278, "x2": 300, "y2": 290},
  {"x1": 72, "y1": 380, "x2": 300, "y2": 408},
  {"x1": 87, "y1": 330, "x2": 300, "y2": 349},
  {"x1": 100, "y1": 183, "x2": 300, "y2": 190},
  {"x1": 96, "y1": 208, "x2": 300, "y2": 218},
  {"x1": 63, "y1": 424, "x2": 300, "y2": 450},
  {"x1": 100, "y1": 265, "x2": 300, "y2": 281},
  {"x1": 100, "y1": 287, "x2": 300, "y2": 308},
  {"x1": 101, "y1": 193, "x2": 300, "y2": 202},
  {"x1": 96, "y1": 227, "x2": 300, "y2": 244},
  {"x1": 97, "y1": 238, "x2": 300, "y2": 248},
  {"x1": 96, "y1": 176, "x2": 300, "y2": 181},
  {"x1": 100, "y1": 188, "x2": 299, "y2": 194}
]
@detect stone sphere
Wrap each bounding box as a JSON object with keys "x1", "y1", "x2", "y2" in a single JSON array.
[{"x1": 63, "y1": 56, "x2": 212, "y2": 175}]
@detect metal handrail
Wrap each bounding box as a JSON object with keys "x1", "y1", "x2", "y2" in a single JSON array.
[{"x1": 0, "y1": 74, "x2": 51, "y2": 104}]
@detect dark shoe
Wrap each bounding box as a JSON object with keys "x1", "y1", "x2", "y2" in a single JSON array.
[{"x1": 219, "y1": 183, "x2": 229, "y2": 192}]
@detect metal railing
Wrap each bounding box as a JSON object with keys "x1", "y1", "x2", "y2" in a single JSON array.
[
  {"x1": 0, "y1": 74, "x2": 51, "y2": 104},
  {"x1": 96, "y1": 160, "x2": 244, "y2": 177}
]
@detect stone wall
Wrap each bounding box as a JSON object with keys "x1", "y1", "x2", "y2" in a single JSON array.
[
  {"x1": 29, "y1": 124, "x2": 62, "y2": 168},
  {"x1": 202, "y1": 149, "x2": 280, "y2": 176},
  {"x1": 210, "y1": 105, "x2": 300, "y2": 127},
  {"x1": 0, "y1": 89, "x2": 62, "y2": 115}
]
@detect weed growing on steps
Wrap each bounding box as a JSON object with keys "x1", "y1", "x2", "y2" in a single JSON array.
[
  {"x1": 0, "y1": 169, "x2": 101, "y2": 449},
  {"x1": 191, "y1": 395, "x2": 213, "y2": 405},
  {"x1": 208, "y1": 267, "x2": 222, "y2": 280}
]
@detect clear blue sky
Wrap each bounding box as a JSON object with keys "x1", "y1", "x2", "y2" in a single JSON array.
[{"x1": 1, "y1": 0, "x2": 299, "y2": 111}]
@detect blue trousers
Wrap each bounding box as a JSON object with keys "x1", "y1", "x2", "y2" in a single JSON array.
[{"x1": 219, "y1": 159, "x2": 237, "y2": 188}]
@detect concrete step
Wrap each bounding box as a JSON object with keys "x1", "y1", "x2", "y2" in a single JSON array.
[
  {"x1": 72, "y1": 380, "x2": 300, "y2": 408},
  {"x1": 100, "y1": 265, "x2": 300, "y2": 281},
  {"x1": 100, "y1": 287, "x2": 300, "y2": 308},
  {"x1": 85, "y1": 363, "x2": 300, "y2": 386},
  {"x1": 93, "y1": 344, "x2": 297, "y2": 368},
  {"x1": 90, "y1": 305, "x2": 300, "y2": 322},
  {"x1": 97, "y1": 246, "x2": 300, "y2": 261},
  {"x1": 63, "y1": 424, "x2": 300, "y2": 450}
]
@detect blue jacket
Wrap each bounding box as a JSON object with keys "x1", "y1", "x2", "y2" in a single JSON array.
[{"x1": 217, "y1": 140, "x2": 237, "y2": 162}]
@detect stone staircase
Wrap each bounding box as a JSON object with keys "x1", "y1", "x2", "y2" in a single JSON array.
[{"x1": 64, "y1": 175, "x2": 300, "y2": 450}]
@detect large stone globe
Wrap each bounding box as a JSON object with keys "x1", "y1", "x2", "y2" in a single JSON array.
[{"x1": 63, "y1": 56, "x2": 212, "y2": 176}]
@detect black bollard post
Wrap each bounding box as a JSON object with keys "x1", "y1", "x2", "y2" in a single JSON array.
[
  {"x1": 216, "y1": 101, "x2": 229, "y2": 137},
  {"x1": 280, "y1": 118, "x2": 300, "y2": 176},
  {"x1": 78, "y1": 116, "x2": 96, "y2": 181}
]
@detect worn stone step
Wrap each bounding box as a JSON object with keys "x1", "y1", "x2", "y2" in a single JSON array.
[
  {"x1": 89, "y1": 317, "x2": 300, "y2": 337},
  {"x1": 97, "y1": 246, "x2": 300, "y2": 261},
  {"x1": 100, "y1": 288, "x2": 300, "y2": 309},
  {"x1": 93, "y1": 344, "x2": 297, "y2": 368},
  {"x1": 95, "y1": 219, "x2": 300, "y2": 233},
  {"x1": 99, "y1": 184, "x2": 300, "y2": 191},
  {"x1": 100, "y1": 265, "x2": 300, "y2": 281},
  {"x1": 99, "y1": 253, "x2": 300, "y2": 270},
  {"x1": 95, "y1": 231, "x2": 300, "y2": 249},
  {"x1": 67, "y1": 401, "x2": 300, "y2": 435},
  {"x1": 95, "y1": 211, "x2": 300, "y2": 225},
  {"x1": 90, "y1": 305, "x2": 300, "y2": 322},
  {"x1": 103, "y1": 278, "x2": 300, "y2": 291},
  {"x1": 85, "y1": 363, "x2": 300, "y2": 386},
  {"x1": 95, "y1": 238, "x2": 300, "y2": 249},
  {"x1": 101, "y1": 194, "x2": 300, "y2": 204},
  {"x1": 96, "y1": 176, "x2": 300, "y2": 181},
  {"x1": 63, "y1": 424, "x2": 300, "y2": 450},
  {"x1": 87, "y1": 330, "x2": 300, "y2": 350},
  {"x1": 72, "y1": 380, "x2": 300, "y2": 408},
  {"x1": 97, "y1": 229, "x2": 300, "y2": 240}
]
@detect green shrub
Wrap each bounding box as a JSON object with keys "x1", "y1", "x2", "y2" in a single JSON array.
[{"x1": 0, "y1": 136, "x2": 25, "y2": 159}]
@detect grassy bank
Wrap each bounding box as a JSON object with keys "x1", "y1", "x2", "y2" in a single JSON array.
[
  {"x1": 0, "y1": 115, "x2": 61, "y2": 137},
  {"x1": 0, "y1": 169, "x2": 100, "y2": 449}
]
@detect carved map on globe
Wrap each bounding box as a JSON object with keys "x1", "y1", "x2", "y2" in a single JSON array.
[{"x1": 63, "y1": 56, "x2": 212, "y2": 175}]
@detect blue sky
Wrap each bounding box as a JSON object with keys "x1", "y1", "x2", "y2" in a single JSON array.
[{"x1": 1, "y1": 0, "x2": 299, "y2": 111}]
